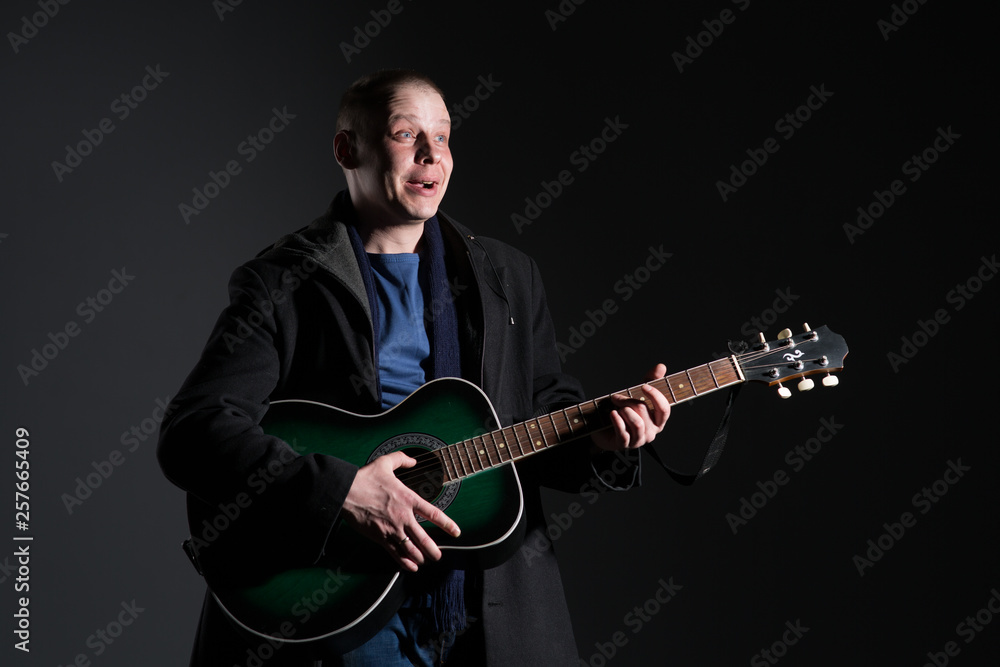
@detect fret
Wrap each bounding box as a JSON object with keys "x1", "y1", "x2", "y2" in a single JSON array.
[
  {"x1": 510, "y1": 424, "x2": 527, "y2": 459},
  {"x1": 562, "y1": 407, "x2": 575, "y2": 436},
  {"x1": 463, "y1": 439, "x2": 480, "y2": 473},
  {"x1": 535, "y1": 418, "x2": 549, "y2": 449},
  {"x1": 490, "y1": 430, "x2": 507, "y2": 464},
  {"x1": 707, "y1": 363, "x2": 720, "y2": 389},
  {"x1": 524, "y1": 422, "x2": 538, "y2": 452},
  {"x1": 712, "y1": 359, "x2": 737, "y2": 386},
  {"x1": 480, "y1": 434, "x2": 495, "y2": 468},
  {"x1": 452, "y1": 442, "x2": 470, "y2": 478},
  {"x1": 440, "y1": 448, "x2": 456, "y2": 483},
  {"x1": 663, "y1": 377, "x2": 677, "y2": 404},
  {"x1": 548, "y1": 413, "x2": 560, "y2": 446},
  {"x1": 472, "y1": 436, "x2": 488, "y2": 470},
  {"x1": 497, "y1": 428, "x2": 513, "y2": 463},
  {"x1": 693, "y1": 367, "x2": 713, "y2": 393},
  {"x1": 684, "y1": 369, "x2": 698, "y2": 396}
]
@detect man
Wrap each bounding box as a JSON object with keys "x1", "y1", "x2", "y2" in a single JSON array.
[{"x1": 158, "y1": 69, "x2": 669, "y2": 666}]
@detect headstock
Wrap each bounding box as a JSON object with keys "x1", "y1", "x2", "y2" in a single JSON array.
[{"x1": 736, "y1": 324, "x2": 848, "y2": 398}]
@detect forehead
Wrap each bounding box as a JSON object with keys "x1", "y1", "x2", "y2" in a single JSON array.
[{"x1": 384, "y1": 84, "x2": 449, "y2": 125}]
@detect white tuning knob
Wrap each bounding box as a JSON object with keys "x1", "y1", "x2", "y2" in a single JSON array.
[
  {"x1": 822, "y1": 375, "x2": 839, "y2": 387},
  {"x1": 777, "y1": 328, "x2": 793, "y2": 340},
  {"x1": 798, "y1": 378, "x2": 815, "y2": 392},
  {"x1": 777, "y1": 385, "x2": 792, "y2": 399}
]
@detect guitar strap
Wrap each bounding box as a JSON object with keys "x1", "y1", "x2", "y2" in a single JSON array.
[{"x1": 644, "y1": 339, "x2": 747, "y2": 485}]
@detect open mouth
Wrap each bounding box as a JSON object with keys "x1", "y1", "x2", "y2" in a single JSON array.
[{"x1": 409, "y1": 180, "x2": 436, "y2": 189}]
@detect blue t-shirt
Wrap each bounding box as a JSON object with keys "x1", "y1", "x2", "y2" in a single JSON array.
[{"x1": 367, "y1": 253, "x2": 430, "y2": 409}]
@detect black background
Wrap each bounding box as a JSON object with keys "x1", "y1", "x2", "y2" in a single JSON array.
[{"x1": 2, "y1": 0, "x2": 996, "y2": 665}]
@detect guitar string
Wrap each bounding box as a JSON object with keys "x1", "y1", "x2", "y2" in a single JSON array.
[
  {"x1": 394, "y1": 338, "x2": 834, "y2": 486},
  {"x1": 394, "y1": 360, "x2": 741, "y2": 485},
  {"x1": 394, "y1": 350, "x2": 830, "y2": 485}
]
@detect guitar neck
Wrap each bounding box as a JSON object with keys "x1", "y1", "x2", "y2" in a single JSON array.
[{"x1": 437, "y1": 356, "x2": 745, "y2": 483}]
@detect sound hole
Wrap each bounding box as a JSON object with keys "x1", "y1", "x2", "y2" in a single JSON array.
[
  {"x1": 369, "y1": 433, "x2": 461, "y2": 515},
  {"x1": 395, "y1": 446, "x2": 445, "y2": 503}
]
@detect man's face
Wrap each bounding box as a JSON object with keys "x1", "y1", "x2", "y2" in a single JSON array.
[{"x1": 346, "y1": 84, "x2": 452, "y2": 226}]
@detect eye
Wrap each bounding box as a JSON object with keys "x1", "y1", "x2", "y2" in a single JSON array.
[{"x1": 398, "y1": 131, "x2": 414, "y2": 139}]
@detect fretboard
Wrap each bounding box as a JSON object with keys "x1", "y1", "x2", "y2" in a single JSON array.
[{"x1": 435, "y1": 356, "x2": 744, "y2": 483}]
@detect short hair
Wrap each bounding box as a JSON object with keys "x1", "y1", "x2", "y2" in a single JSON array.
[{"x1": 336, "y1": 69, "x2": 445, "y2": 146}]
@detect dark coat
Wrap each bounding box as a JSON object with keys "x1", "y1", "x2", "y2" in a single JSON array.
[{"x1": 157, "y1": 194, "x2": 638, "y2": 665}]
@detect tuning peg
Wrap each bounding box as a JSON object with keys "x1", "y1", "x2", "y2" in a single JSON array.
[
  {"x1": 798, "y1": 378, "x2": 815, "y2": 392},
  {"x1": 802, "y1": 322, "x2": 811, "y2": 332},
  {"x1": 777, "y1": 384, "x2": 791, "y2": 399},
  {"x1": 777, "y1": 328, "x2": 793, "y2": 340},
  {"x1": 822, "y1": 374, "x2": 839, "y2": 387}
]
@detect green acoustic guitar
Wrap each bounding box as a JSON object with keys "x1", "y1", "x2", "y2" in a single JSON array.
[{"x1": 207, "y1": 324, "x2": 848, "y2": 653}]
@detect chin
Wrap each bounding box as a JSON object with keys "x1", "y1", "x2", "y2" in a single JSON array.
[{"x1": 398, "y1": 200, "x2": 442, "y2": 223}]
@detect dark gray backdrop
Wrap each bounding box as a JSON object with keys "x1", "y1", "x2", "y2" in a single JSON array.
[{"x1": 2, "y1": 0, "x2": 996, "y2": 665}]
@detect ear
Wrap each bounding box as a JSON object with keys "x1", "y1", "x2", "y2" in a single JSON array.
[{"x1": 333, "y1": 130, "x2": 358, "y2": 169}]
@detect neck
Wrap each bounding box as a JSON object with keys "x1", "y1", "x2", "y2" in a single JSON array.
[{"x1": 357, "y1": 220, "x2": 425, "y2": 254}]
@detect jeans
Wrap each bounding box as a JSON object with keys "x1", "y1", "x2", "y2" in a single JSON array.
[{"x1": 325, "y1": 599, "x2": 457, "y2": 667}]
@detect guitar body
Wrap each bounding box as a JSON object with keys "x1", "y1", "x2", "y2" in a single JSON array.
[{"x1": 209, "y1": 378, "x2": 525, "y2": 652}]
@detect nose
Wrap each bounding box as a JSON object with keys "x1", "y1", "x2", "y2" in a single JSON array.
[{"x1": 415, "y1": 134, "x2": 441, "y2": 164}]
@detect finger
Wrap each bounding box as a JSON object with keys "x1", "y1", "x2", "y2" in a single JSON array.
[
  {"x1": 384, "y1": 532, "x2": 421, "y2": 572},
  {"x1": 381, "y1": 451, "x2": 417, "y2": 470},
  {"x1": 644, "y1": 362, "x2": 667, "y2": 382},
  {"x1": 395, "y1": 532, "x2": 427, "y2": 564},
  {"x1": 640, "y1": 383, "x2": 671, "y2": 430},
  {"x1": 413, "y1": 496, "x2": 461, "y2": 539},
  {"x1": 621, "y1": 405, "x2": 648, "y2": 447},
  {"x1": 609, "y1": 409, "x2": 631, "y2": 449},
  {"x1": 407, "y1": 522, "x2": 444, "y2": 562}
]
